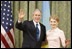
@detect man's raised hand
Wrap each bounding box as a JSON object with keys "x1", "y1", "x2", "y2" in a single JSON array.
[{"x1": 18, "y1": 9, "x2": 25, "y2": 21}]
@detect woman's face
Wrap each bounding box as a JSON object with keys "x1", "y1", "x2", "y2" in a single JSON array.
[{"x1": 50, "y1": 18, "x2": 58, "y2": 28}]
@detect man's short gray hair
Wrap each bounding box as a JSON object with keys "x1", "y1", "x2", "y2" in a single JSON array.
[{"x1": 32, "y1": 9, "x2": 41, "y2": 15}]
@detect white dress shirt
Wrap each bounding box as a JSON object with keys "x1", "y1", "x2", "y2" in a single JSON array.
[
  {"x1": 33, "y1": 20, "x2": 41, "y2": 39},
  {"x1": 46, "y1": 27, "x2": 66, "y2": 48}
]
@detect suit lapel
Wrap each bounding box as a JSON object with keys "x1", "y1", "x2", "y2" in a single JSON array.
[
  {"x1": 39, "y1": 23, "x2": 43, "y2": 41},
  {"x1": 30, "y1": 20, "x2": 37, "y2": 41}
]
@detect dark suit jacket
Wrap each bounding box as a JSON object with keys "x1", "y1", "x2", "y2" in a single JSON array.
[{"x1": 16, "y1": 20, "x2": 46, "y2": 48}]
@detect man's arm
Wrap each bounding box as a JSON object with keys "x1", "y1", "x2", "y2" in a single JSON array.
[
  {"x1": 15, "y1": 9, "x2": 26, "y2": 30},
  {"x1": 15, "y1": 20, "x2": 23, "y2": 30}
]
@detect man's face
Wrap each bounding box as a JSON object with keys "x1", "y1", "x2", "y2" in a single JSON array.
[{"x1": 32, "y1": 11, "x2": 41, "y2": 23}]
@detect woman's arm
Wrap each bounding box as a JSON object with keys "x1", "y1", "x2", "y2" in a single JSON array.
[
  {"x1": 65, "y1": 40, "x2": 70, "y2": 48},
  {"x1": 59, "y1": 31, "x2": 66, "y2": 48}
]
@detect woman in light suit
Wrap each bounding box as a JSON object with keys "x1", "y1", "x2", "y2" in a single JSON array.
[{"x1": 46, "y1": 15, "x2": 70, "y2": 48}]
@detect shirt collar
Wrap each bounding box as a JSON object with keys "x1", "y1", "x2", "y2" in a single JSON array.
[
  {"x1": 51, "y1": 27, "x2": 59, "y2": 32},
  {"x1": 33, "y1": 20, "x2": 39, "y2": 27}
]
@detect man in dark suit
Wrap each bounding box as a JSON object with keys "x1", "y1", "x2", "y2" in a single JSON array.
[{"x1": 16, "y1": 9, "x2": 46, "y2": 48}]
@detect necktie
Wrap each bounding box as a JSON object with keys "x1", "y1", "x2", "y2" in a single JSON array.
[{"x1": 36, "y1": 24, "x2": 39, "y2": 41}]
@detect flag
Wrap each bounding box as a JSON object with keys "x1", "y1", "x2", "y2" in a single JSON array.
[
  {"x1": 41, "y1": 1, "x2": 51, "y2": 48},
  {"x1": 1, "y1": 1, "x2": 14, "y2": 48}
]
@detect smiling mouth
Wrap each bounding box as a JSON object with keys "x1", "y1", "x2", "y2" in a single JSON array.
[
  {"x1": 36, "y1": 18, "x2": 40, "y2": 20},
  {"x1": 52, "y1": 24, "x2": 56, "y2": 26}
]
